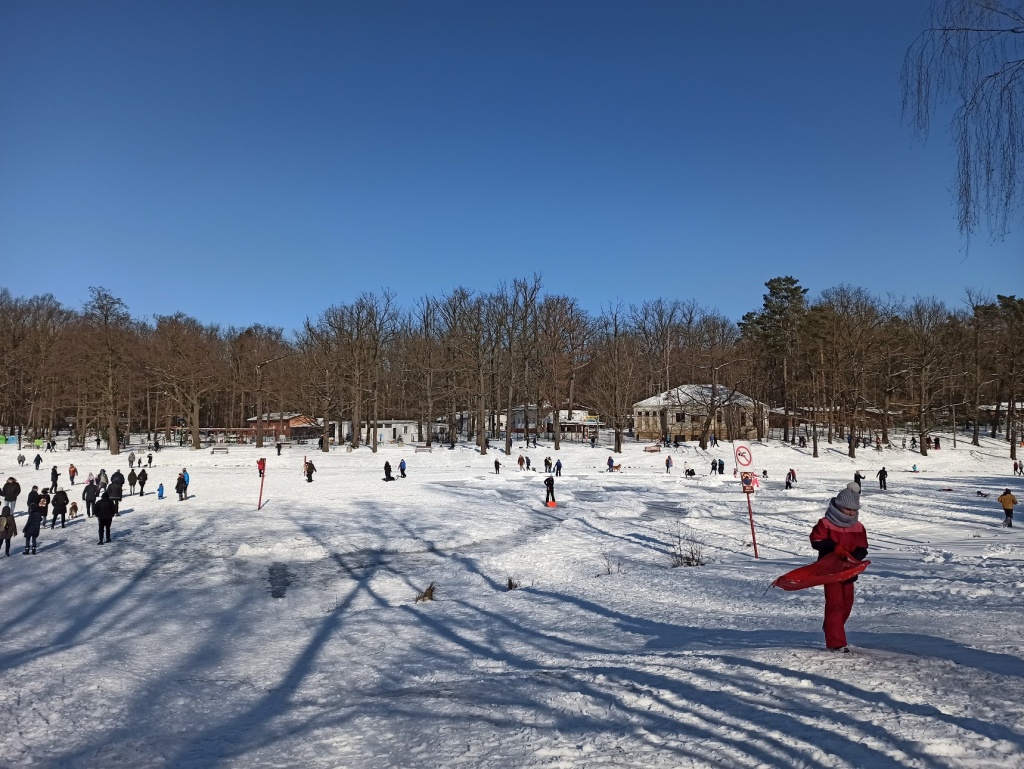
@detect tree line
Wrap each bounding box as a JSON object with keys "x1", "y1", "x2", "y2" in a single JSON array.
[{"x1": 0, "y1": 278, "x2": 1020, "y2": 460}]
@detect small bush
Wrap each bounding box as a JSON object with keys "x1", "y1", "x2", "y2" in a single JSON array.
[
  {"x1": 415, "y1": 582, "x2": 437, "y2": 602},
  {"x1": 600, "y1": 551, "x2": 623, "y2": 576},
  {"x1": 671, "y1": 527, "x2": 707, "y2": 567},
  {"x1": 506, "y1": 575, "x2": 521, "y2": 590}
]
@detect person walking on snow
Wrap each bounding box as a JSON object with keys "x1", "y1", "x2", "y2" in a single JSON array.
[
  {"x1": 876, "y1": 467, "x2": 888, "y2": 490},
  {"x1": 710, "y1": 459, "x2": 717, "y2": 475},
  {"x1": 257, "y1": 457, "x2": 266, "y2": 478},
  {"x1": 0, "y1": 506, "x2": 17, "y2": 556},
  {"x1": 182, "y1": 468, "x2": 190, "y2": 496},
  {"x1": 998, "y1": 489, "x2": 1017, "y2": 528},
  {"x1": 544, "y1": 474, "x2": 555, "y2": 505},
  {"x1": 665, "y1": 455, "x2": 673, "y2": 474},
  {"x1": 303, "y1": 461, "x2": 316, "y2": 483},
  {"x1": 399, "y1": 458, "x2": 407, "y2": 478},
  {"x1": 175, "y1": 473, "x2": 187, "y2": 500},
  {"x1": 2, "y1": 477, "x2": 21, "y2": 516},
  {"x1": 810, "y1": 483, "x2": 869, "y2": 653},
  {"x1": 718, "y1": 459, "x2": 725, "y2": 474},
  {"x1": 517, "y1": 455, "x2": 525, "y2": 471},
  {"x1": 853, "y1": 471, "x2": 865, "y2": 491},
  {"x1": 127, "y1": 469, "x2": 138, "y2": 495},
  {"x1": 22, "y1": 505, "x2": 44, "y2": 555},
  {"x1": 33, "y1": 454, "x2": 42, "y2": 471},
  {"x1": 49, "y1": 466, "x2": 60, "y2": 493},
  {"x1": 555, "y1": 459, "x2": 562, "y2": 476},
  {"x1": 81, "y1": 480, "x2": 99, "y2": 517},
  {"x1": 383, "y1": 461, "x2": 394, "y2": 481},
  {"x1": 608, "y1": 456, "x2": 615, "y2": 472},
  {"x1": 50, "y1": 487, "x2": 69, "y2": 528},
  {"x1": 137, "y1": 468, "x2": 148, "y2": 496},
  {"x1": 68, "y1": 464, "x2": 77, "y2": 485},
  {"x1": 494, "y1": 459, "x2": 501, "y2": 474},
  {"x1": 94, "y1": 490, "x2": 115, "y2": 544}
]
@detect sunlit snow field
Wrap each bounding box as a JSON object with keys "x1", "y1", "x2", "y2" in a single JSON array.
[{"x1": 1, "y1": 433, "x2": 1022, "y2": 768}]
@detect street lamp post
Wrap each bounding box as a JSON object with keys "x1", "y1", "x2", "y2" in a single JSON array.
[{"x1": 255, "y1": 352, "x2": 298, "y2": 449}]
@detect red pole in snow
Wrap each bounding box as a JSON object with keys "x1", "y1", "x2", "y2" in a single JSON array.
[
  {"x1": 257, "y1": 464, "x2": 267, "y2": 510},
  {"x1": 746, "y1": 491, "x2": 759, "y2": 559}
]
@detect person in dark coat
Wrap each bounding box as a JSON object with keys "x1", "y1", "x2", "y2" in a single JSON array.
[
  {"x1": 107, "y1": 478, "x2": 123, "y2": 515},
  {"x1": 22, "y1": 506, "x2": 44, "y2": 554},
  {"x1": 33, "y1": 454, "x2": 42, "y2": 470},
  {"x1": 94, "y1": 491, "x2": 115, "y2": 544},
  {"x1": 147, "y1": 452, "x2": 153, "y2": 466},
  {"x1": 50, "y1": 487, "x2": 69, "y2": 529},
  {"x1": 49, "y1": 466, "x2": 60, "y2": 493},
  {"x1": 137, "y1": 469, "x2": 148, "y2": 496},
  {"x1": 81, "y1": 480, "x2": 99, "y2": 517},
  {"x1": 26, "y1": 485, "x2": 40, "y2": 512},
  {"x1": 110, "y1": 469, "x2": 125, "y2": 487},
  {"x1": 718, "y1": 458, "x2": 725, "y2": 474},
  {"x1": 303, "y1": 461, "x2": 316, "y2": 483},
  {"x1": 544, "y1": 475, "x2": 555, "y2": 505},
  {"x1": 174, "y1": 473, "x2": 187, "y2": 501},
  {"x1": 34, "y1": 490, "x2": 51, "y2": 522},
  {"x1": 2, "y1": 477, "x2": 21, "y2": 515},
  {"x1": 383, "y1": 461, "x2": 394, "y2": 481},
  {"x1": 494, "y1": 459, "x2": 501, "y2": 474},
  {"x1": 127, "y1": 469, "x2": 138, "y2": 495},
  {"x1": 276, "y1": 442, "x2": 282, "y2": 457},
  {"x1": 853, "y1": 471, "x2": 865, "y2": 491},
  {"x1": 810, "y1": 484, "x2": 869, "y2": 653},
  {"x1": 876, "y1": 467, "x2": 888, "y2": 490},
  {"x1": 0, "y1": 506, "x2": 17, "y2": 556}
]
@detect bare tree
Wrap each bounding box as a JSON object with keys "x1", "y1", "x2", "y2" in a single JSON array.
[
  {"x1": 903, "y1": 0, "x2": 1024, "y2": 239},
  {"x1": 147, "y1": 314, "x2": 227, "y2": 450},
  {"x1": 81, "y1": 288, "x2": 134, "y2": 454}
]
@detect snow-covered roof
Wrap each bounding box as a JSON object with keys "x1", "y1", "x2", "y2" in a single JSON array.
[{"x1": 633, "y1": 384, "x2": 761, "y2": 410}]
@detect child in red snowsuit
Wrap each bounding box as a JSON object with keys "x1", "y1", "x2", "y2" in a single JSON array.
[{"x1": 810, "y1": 483, "x2": 869, "y2": 652}]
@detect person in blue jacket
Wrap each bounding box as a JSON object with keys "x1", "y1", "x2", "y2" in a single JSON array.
[{"x1": 399, "y1": 458, "x2": 407, "y2": 478}]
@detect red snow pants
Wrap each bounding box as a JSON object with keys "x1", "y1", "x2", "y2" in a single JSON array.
[{"x1": 822, "y1": 580, "x2": 855, "y2": 649}]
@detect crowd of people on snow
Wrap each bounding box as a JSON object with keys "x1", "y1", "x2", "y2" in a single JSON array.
[{"x1": 0, "y1": 456, "x2": 191, "y2": 554}]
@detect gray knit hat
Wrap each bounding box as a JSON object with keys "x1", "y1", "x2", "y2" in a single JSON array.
[{"x1": 834, "y1": 485, "x2": 861, "y2": 511}]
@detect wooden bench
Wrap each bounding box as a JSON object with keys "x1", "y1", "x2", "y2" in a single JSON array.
[
  {"x1": 210, "y1": 446, "x2": 229, "y2": 454},
  {"x1": 643, "y1": 444, "x2": 661, "y2": 453},
  {"x1": 414, "y1": 445, "x2": 432, "y2": 453}
]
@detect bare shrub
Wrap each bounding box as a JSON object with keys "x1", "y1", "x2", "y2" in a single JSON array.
[
  {"x1": 506, "y1": 575, "x2": 521, "y2": 590},
  {"x1": 600, "y1": 551, "x2": 623, "y2": 576},
  {"x1": 415, "y1": 582, "x2": 437, "y2": 602},
  {"x1": 671, "y1": 527, "x2": 707, "y2": 567}
]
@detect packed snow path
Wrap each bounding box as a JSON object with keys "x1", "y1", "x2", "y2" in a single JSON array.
[{"x1": 0, "y1": 437, "x2": 1022, "y2": 768}]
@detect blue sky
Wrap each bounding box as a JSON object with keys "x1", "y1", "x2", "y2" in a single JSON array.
[{"x1": 0, "y1": 1, "x2": 1019, "y2": 332}]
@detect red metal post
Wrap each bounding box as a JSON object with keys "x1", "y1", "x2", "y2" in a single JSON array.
[
  {"x1": 257, "y1": 466, "x2": 267, "y2": 510},
  {"x1": 746, "y1": 492, "x2": 759, "y2": 559}
]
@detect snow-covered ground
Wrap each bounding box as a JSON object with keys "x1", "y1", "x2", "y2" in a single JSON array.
[{"x1": 1, "y1": 433, "x2": 1022, "y2": 768}]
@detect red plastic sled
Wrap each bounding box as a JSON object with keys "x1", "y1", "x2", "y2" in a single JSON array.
[{"x1": 771, "y1": 552, "x2": 870, "y2": 592}]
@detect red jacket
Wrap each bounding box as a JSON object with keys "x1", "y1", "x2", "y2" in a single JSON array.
[{"x1": 810, "y1": 518, "x2": 868, "y2": 562}]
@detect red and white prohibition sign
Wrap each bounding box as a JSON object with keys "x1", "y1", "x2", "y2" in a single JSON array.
[{"x1": 734, "y1": 443, "x2": 753, "y2": 468}]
